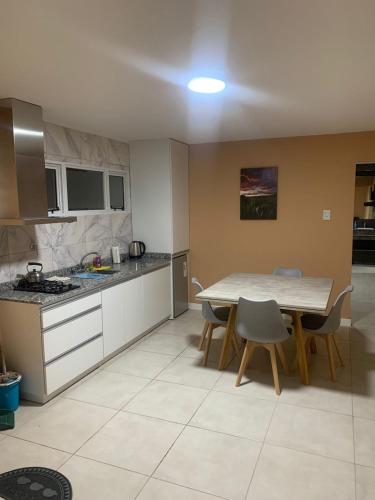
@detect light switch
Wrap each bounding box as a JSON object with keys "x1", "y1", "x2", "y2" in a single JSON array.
[{"x1": 322, "y1": 209, "x2": 331, "y2": 221}]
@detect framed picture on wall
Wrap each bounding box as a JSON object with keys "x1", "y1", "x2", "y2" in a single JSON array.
[{"x1": 240, "y1": 166, "x2": 278, "y2": 220}]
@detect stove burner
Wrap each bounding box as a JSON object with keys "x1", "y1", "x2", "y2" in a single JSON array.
[{"x1": 14, "y1": 279, "x2": 80, "y2": 295}]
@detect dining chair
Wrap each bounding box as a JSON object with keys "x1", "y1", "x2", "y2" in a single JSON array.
[
  {"x1": 191, "y1": 277, "x2": 230, "y2": 365},
  {"x1": 235, "y1": 297, "x2": 290, "y2": 395},
  {"x1": 300, "y1": 285, "x2": 353, "y2": 382},
  {"x1": 273, "y1": 267, "x2": 303, "y2": 278}
]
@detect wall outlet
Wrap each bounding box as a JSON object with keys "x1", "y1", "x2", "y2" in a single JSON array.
[{"x1": 322, "y1": 209, "x2": 331, "y2": 221}]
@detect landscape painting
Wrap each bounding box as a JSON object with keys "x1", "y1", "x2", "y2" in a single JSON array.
[{"x1": 240, "y1": 166, "x2": 278, "y2": 220}]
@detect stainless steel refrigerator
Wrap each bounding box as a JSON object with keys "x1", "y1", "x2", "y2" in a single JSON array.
[{"x1": 172, "y1": 252, "x2": 189, "y2": 317}]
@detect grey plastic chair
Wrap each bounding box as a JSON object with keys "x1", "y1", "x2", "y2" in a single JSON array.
[
  {"x1": 192, "y1": 277, "x2": 230, "y2": 365},
  {"x1": 273, "y1": 267, "x2": 303, "y2": 278},
  {"x1": 235, "y1": 297, "x2": 290, "y2": 394},
  {"x1": 300, "y1": 285, "x2": 353, "y2": 381}
]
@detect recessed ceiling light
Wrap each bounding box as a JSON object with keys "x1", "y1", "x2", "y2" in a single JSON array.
[{"x1": 187, "y1": 77, "x2": 226, "y2": 94}]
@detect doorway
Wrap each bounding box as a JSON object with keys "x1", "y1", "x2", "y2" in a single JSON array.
[{"x1": 352, "y1": 163, "x2": 375, "y2": 323}]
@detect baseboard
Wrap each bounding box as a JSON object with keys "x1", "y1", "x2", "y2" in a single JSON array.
[
  {"x1": 189, "y1": 302, "x2": 201, "y2": 310},
  {"x1": 340, "y1": 318, "x2": 352, "y2": 327}
]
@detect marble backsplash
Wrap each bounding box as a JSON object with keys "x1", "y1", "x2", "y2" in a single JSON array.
[
  {"x1": 0, "y1": 122, "x2": 132, "y2": 283},
  {"x1": 0, "y1": 212, "x2": 133, "y2": 283},
  {"x1": 44, "y1": 122, "x2": 129, "y2": 168}
]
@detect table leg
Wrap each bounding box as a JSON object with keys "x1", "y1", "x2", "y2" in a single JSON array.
[
  {"x1": 292, "y1": 311, "x2": 310, "y2": 385},
  {"x1": 218, "y1": 304, "x2": 237, "y2": 370}
]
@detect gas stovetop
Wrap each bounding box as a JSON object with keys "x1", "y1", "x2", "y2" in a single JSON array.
[{"x1": 14, "y1": 279, "x2": 80, "y2": 295}]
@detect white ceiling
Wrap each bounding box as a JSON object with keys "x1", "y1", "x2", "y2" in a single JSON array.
[{"x1": 1, "y1": 0, "x2": 375, "y2": 144}]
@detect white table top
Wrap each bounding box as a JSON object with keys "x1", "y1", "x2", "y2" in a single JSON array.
[{"x1": 196, "y1": 273, "x2": 334, "y2": 312}]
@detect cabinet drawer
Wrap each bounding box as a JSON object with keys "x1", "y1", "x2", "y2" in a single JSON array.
[
  {"x1": 42, "y1": 293, "x2": 101, "y2": 329},
  {"x1": 45, "y1": 336, "x2": 103, "y2": 395},
  {"x1": 43, "y1": 308, "x2": 102, "y2": 363}
]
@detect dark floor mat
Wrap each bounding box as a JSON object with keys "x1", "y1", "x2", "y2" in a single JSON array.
[{"x1": 0, "y1": 467, "x2": 72, "y2": 499}]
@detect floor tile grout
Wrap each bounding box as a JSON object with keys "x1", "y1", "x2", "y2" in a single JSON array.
[
  {"x1": 57, "y1": 453, "x2": 150, "y2": 479},
  {"x1": 243, "y1": 395, "x2": 279, "y2": 500},
  {"x1": 71, "y1": 375, "x2": 157, "y2": 458},
  {"x1": 141, "y1": 343, "x2": 243, "y2": 499},
  {"x1": 7, "y1": 308, "x2": 375, "y2": 498},
  {"x1": 349, "y1": 329, "x2": 358, "y2": 500}
]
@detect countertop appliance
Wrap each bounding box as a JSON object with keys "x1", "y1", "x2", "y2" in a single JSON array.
[
  {"x1": 0, "y1": 98, "x2": 76, "y2": 225},
  {"x1": 129, "y1": 241, "x2": 146, "y2": 259},
  {"x1": 14, "y1": 279, "x2": 80, "y2": 295},
  {"x1": 172, "y1": 252, "x2": 189, "y2": 317}
]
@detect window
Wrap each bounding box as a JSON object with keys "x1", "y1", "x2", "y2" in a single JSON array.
[
  {"x1": 66, "y1": 167, "x2": 105, "y2": 210},
  {"x1": 109, "y1": 174, "x2": 125, "y2": 210},
  {"x1": 46, "y1": 162, "x2": 130, "y2": 216}
]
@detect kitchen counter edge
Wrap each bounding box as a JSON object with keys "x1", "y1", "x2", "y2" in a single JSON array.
[{"x1": 0, "y1": 258, "x2": 171, "y2": 310}]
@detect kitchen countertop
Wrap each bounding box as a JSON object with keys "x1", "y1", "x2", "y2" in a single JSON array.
[
  {"x1": 353, "y1": 233, "x2": 375, "y2": 240},
  {"x1": 353, "y1": 229, "x2": 375, "y2": 240},
  {"x1": 0, "y1": 256, "x2": 171, "y2": 309}
]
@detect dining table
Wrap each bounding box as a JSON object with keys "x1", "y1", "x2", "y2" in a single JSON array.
[{"x1": 195, "y1": 272, "x2": 334, "y2": 385}]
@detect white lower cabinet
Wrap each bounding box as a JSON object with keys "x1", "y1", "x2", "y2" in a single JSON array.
[
  {"x1": 102, "y1": 267, "x2": 171, "y2": 357},
  {"x1": 0, "y1": 265, "x2": 171, "y2": 403},
  {"x1": 123, "y1": 276, "x2": 145, "y2": 343},
  {"x1": 43, "y1": 308, "x2": 102, "y2": 363},
  {"x1": 102, "y1": 282, "x2": 127, "y2": 357},
  {"x1": 45, "y1": 336, "x2": 103, "y2": 395},
  {"x1": 143, "y1": 267, "x2": 171, "y2": 330},
  {"x1": 102, "y1": 276, "x2": 145, "y2": 357}
]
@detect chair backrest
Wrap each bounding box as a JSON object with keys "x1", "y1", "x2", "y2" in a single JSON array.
[
  {"x1": 191, "y1": 277, "x2": 219, "y2": 323},
  {"x1": 273, "y1": 267, "x2": 303, "y2": 278},
  {"x1": 235, "y1": 297, "x2": 290, "y2": 344},
  {"x1": 321, "y1": 285, "x2": 354, "y2": 333},
  {"x1": 191, "y1": 277, "x2": 204, "y2": 292}
]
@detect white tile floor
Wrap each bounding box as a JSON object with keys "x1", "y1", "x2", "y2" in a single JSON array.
[{"x1": 2, "y1": 273, "x2": 375, "y2": 499}]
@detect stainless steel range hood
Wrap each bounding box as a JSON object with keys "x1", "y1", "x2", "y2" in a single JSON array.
[{"x1": 0, "y1": 98, "x2": 76, "y2": 225}]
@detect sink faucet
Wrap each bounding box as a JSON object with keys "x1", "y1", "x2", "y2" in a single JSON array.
[{"x1": 80, "y1": 252, "x2": 99, "y2": 269}]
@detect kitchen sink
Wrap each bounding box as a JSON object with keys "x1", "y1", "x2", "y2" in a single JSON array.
[
  {"x1": 72, "y1": 268, "x2": 121, "y2": 279},
  {"x1": 95, "y1": 269, "x2": 120, "y2": 274}
]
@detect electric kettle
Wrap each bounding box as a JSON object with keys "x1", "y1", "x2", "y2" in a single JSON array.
[{"x1": 129, "y1": 241, "x2": 146, "y2": 259}]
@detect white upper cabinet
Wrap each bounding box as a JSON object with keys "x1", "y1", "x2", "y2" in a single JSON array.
[
  {"x1": 130, "y1": 139, "x2": 189, "y2": 254},
  {"x1": 171, "y1": 140, "x2": 189, "y2": 253}
]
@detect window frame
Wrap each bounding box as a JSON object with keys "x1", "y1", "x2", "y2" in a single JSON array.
[
  {"x1": 46, "y1": 161, "x2": 130, "y2": 217},
  {"x1": 107, "y1": 171, "x2": 128, "y2": 211},
  {"x1": 46, "y1": 162, "x2": 63, "y2": 216}
]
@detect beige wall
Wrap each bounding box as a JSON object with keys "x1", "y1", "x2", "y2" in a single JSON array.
[{"x1": 189, "y1": 132, "x2": 375, "y2": 318}]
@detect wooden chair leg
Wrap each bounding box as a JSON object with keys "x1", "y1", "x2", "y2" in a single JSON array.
[
  {"x1": 276, "y1": 343, "x2": 289, "y2": 376},
  {"x1": 305, "y1": 337, "x2": 312, "y2": 363},
  {"x1": 198, "y1": 321, "x2": 209, "y2": 351},
  {"x1": 310, "y1": 337, "x2": 318, "y2": 354},
  {"x1": 269, "y1": 345, "x2": 281, "y2": 395},
  {"x1": 235, "y1": 341, "x2": 254, "y2": 386},
  {"x1": 325, "y1": 334, "x2": 336, "y2": 382},
  {"x1": 203, "y1": 324, "x2": 214, "y2": 366},
  {"x1": 332, "y1": 334, "x2": 344, "y2": 367}
]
